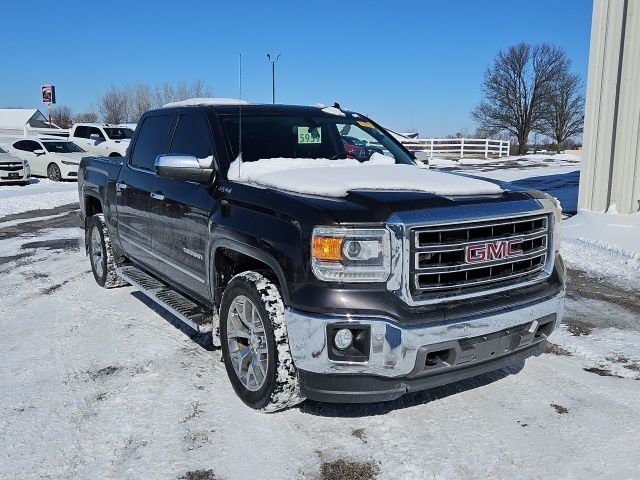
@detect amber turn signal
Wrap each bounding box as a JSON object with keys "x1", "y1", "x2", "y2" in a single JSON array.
[{"x1": 312, "y1": 236, "x2": 343, "y2": 261}]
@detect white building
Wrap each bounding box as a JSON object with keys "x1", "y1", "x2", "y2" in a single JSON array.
[
  {"x1": 579, "y1": 0, "x2": 640, "y2": 214},
  {"x1": 0, "y1": 108, "x2": 64, "y2": 142}
]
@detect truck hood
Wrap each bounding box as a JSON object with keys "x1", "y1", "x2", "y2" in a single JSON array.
[
  {"x1": 240, "y1": 175, "x2": 543, "y2": 226},
  {"x1": 226, "y1": 158, "x2": 546, "y2": 225},
  {"x1": 228, "y1": 158, "x2": 503, "y2": 198}
]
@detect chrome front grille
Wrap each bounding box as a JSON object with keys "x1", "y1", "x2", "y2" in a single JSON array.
[
  {"x1": 411, "y1": 214, "x2": 550, "y2": 296},
  {"x1": 0, "y1": 163, "x2": 24, "y2": 172}
]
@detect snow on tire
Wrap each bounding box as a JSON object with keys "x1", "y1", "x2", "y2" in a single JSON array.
[
  {"x1": 87, "y1": 214, "x2": 127, "y2": 289},
  {"x1": 220, "y1": 271, "x2": 305, "y2": 412}
]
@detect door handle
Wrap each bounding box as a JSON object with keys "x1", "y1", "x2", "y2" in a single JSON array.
[
  {"x1": 116, "y1": 182, "x2": 127, "y2": 190},
  {"x1": 150, "y1": 192, "x2": 165, "y2": 201}
]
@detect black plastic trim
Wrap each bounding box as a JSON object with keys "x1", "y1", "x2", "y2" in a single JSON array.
[
  {"x1": 210, "y1": 238, "x2": 291, "y2": 305},
  {"x1": 298, "y1": 340, "x2": 547, "y2": 403}
]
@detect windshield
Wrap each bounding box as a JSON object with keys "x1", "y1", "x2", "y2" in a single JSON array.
[
  {"x1": 104, "y1": 128, "x2": 134, "y2": 140},
  {"x1": 43, "y1": 142, "x2": 85, "y2": 154},
  {"x1": 222, "y1": 114, "x2": 415, "y2": 165}
]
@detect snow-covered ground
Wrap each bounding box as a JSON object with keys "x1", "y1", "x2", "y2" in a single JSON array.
[
  {"x1": 430, "y1": 154, "x2": 582, "y2": 214},
  {"x1": 0, "y1": 179, "x2": 77, "y2": 218},
  {"x1": 428, "y1": 153, "x2": 581, "y2": 182},
  {"x1": 1, "y1": 155, "x2": 640, "y2": 479},
  {"x1": 562, "y1": 209, "x2": 640, "y2": 291}
]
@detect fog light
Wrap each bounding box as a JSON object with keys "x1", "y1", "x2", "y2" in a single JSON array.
[{"x1": 334, "y1": 328, "x2": 353, "y2": 350}]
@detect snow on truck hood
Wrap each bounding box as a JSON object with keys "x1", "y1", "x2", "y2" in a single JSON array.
[{"x1": 227, "y1": 154, "x2": 503, "y2": 197}]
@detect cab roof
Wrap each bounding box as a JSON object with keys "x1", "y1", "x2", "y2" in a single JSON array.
[{"x1": 159, "y1": 99, "x2": 355, "y2": 117}]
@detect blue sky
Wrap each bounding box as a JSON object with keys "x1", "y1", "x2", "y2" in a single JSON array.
[{"x1": 0, "y1": 0, "x2": 592, "y2": 136}]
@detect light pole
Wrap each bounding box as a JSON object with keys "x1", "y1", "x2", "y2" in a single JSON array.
[{"x1": 266, "y1": 53, "x2": 281, "y2": 104}]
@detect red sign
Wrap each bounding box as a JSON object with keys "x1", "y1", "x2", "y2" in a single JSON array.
[{"x1": 465, "y1": 238, "x2": 524, "y2": 264}]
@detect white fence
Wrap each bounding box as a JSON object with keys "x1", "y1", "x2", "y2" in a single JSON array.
[
  {"x1": 24, "y1": 126, "x2": 70, "y2": 138},
  {"x1": 0, "y1": 126, "x2": 69, "y2": 142},
  {"x1": 399, "y1": 138, "x2": 510, "y2": 160}
]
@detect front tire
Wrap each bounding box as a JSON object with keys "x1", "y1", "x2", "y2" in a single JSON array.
[
  {"x1": 47, "y1": 163, "x2": 62, "y2": 181},
  {"x1": 87, "y1": 214, "x2": 127, "y2": 288},
  {"x1": 220, "y1": 271, "x2": 304, "y2": 412}
]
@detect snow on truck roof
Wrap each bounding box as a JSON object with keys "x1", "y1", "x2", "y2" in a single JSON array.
[
  {"x1": 160, "y1": 98, "x2": 352, "y2": 116},
  {"x1": 162, "y1": 98, "x2": 249, "y2": 108}
]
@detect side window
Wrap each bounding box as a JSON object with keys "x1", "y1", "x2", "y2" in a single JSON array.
[
  {"x1": 29, "y1": 141, "x2": 43, "y2": 152},
  {"x1": 169, "y1": 114, "x2": 212, "y2": 161},
  {"x1": 130, "y1": 115, "x2": 173, "y2": 171},
  {"x1": 74, "y1": 126, "x2": 90, "y2": 138},
  {"x1": 89, "y1": 127, "x2": 105, "y2": 141}
]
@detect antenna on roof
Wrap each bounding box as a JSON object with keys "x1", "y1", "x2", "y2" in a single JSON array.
[{"x1": 238, "y1": 53, "x2": 243, "y2": 178}]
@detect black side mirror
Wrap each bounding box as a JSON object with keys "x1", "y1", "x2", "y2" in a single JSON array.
[{"x1": 154, "y1": 154, "x2": 215, "y2": 183}]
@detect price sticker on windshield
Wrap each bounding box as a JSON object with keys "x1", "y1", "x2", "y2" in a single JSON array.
[{"x1": 297, "y1": 127, "x2": 321, "y2": 144}]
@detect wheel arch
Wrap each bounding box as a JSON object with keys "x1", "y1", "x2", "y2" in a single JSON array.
[
  {"x1": 84, "y1": 194, "x2": 103, "y2": 222},
  {"x1": 210, "y1": 239, "x2": 290, "y2": 309}
]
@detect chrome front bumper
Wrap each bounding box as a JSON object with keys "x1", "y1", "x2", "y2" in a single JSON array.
[{"x1": 286, "y1": 293, "x2": 564, "y2": 377}]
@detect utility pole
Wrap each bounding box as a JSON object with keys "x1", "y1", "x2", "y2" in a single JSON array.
[{"x1": 266, "y1": 53, "x2": 281, "y2": 104}]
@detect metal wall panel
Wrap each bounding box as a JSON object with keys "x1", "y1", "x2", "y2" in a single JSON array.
[{"x1": 579, "y1": 0, "x2": 640, "y2": 214}]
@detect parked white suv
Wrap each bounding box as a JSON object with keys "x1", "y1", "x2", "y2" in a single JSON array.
[
  {"x1": 68, "y1": 123, "x2": 134, "y2": 157},
  {"x1": 9, "y1": 138, "x2": 84, "y2": 181}
]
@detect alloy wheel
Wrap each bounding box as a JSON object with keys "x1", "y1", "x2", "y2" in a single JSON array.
[
  {"x1": 48, "y1": 164, "x2": 61, "y2": 181},
  {"x1": 226, "y1": 295, "x2": 269, "y2": 391},
  {"x1": 90, "y1": 226, "x2": 104, "y2": 280}
]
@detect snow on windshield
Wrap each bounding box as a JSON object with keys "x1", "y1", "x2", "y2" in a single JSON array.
[{"x1": 227, "y1": 154, "x2": 503, "y2": 197}]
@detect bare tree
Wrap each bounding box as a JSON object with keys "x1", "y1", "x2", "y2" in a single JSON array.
[
  {"x1": 129, "y1": 84, "x2": 152, "y2": 122},
  {"x1": 165, "y1": 80, "x2": 213, "y2": 104},
  {"x1": 74, "y1": 112, "x2": 98, "y2": 123},
  {"x1": 98, "y1": 85, "x2": 130, "y2": 124},
  {"x1": 94, "y1": 80, "x2": 214, "y2": 123},
  {"x1": 538, "y1": 72, "x2": 584, "y2": 152},
  {"x1": 472, "y1": 43, "x2": 571, "y2": 155},
  {"x1": 51, "y1": 106, "x2": 73, "y2": 128}
]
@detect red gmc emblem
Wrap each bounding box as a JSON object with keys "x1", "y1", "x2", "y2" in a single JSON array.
[{"x1": 465, "y1": 238, "x2": 524, "y2": 264}]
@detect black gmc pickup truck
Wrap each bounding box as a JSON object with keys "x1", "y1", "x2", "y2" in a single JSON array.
[{"x1": 78, "y1": 100, "x2": 565, "y2": 412}]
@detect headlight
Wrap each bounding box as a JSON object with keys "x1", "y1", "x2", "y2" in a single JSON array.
[
  {"x1": 61, "y1": 160, "x2": 79, "y2": 166},
  {"x1": 311, "y1": 227, "x2": 391, "y2": 282}
]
